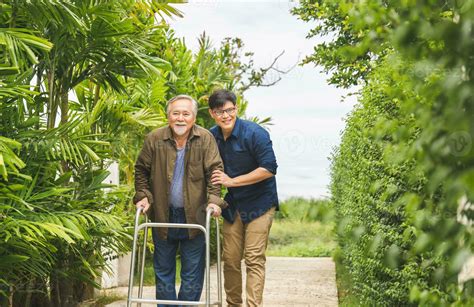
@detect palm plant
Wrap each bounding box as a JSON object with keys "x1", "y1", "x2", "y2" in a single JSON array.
[
  {"x1": 1, "y1": 0, "x2": 179, "y2": 305},
  {"x1": 1, "y1": 1, "x2": 281, "y2": 305}
]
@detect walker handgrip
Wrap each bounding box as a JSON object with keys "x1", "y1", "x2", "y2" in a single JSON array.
[
  {"x1": 206, "y1": 207, "x2": 215, "y2": 218},
  {"x1": 134, "y1": 207, "x2": 144, "y2": 226}
]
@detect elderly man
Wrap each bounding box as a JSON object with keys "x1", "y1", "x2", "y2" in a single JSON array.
[
  {"x1": 133, "y1": 95, "x2": 225, "y2": 305},
  {"x1": 208, "y1": 89, "x2": 279, "y2": 307}
]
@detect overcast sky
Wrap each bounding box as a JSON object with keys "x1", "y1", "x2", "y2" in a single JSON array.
[{"x1": 167, "y1": 1, "x2": 357, "y2": 200}]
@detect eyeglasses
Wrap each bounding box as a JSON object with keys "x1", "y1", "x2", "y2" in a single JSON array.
[{"x1": 213, "y1": 107, "x2": 236, "y2": 117}]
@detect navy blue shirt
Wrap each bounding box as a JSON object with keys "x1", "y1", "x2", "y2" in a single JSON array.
[{"x1": 210, "y1": 117, "x2": 279, "y2": 224}]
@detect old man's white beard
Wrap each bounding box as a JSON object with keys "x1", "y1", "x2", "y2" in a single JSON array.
[{"x1": 173, "y1": 125, "x2": 187, "y2": 136}]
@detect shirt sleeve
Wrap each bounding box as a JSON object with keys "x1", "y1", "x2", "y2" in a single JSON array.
[
  {"x1": 133, "y1": 134, "x2": 154, "y2": 205},
  {"x1": 251, "y1": 127, "x2": 278, "y2": 175},
  {"x1": 203, "y1": 134, "x2": 228, "y2": 208}
]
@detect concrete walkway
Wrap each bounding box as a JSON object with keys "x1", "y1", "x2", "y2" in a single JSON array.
[{"x1": 104, "y1": 257, "x2": 338, "y2": 306}]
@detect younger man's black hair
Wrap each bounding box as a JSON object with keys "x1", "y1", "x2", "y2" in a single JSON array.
[{"x1": 208, "y1": 89, "x2": 237, "y2": 109}]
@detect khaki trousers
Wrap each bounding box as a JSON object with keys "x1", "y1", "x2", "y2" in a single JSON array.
[{"x1": 222, "y1": 207, "x2": 275, "y2": 307}]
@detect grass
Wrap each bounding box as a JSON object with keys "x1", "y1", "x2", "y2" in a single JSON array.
[
  {"x1": 267, "y1": 197, "x2": 336, "y2": 257},
  {"x1": 267, "y1": 220, "x2": 336, "y2": 257},
  {"x1": 92, "y1": 294, "x2": 125, "y2": 306}
]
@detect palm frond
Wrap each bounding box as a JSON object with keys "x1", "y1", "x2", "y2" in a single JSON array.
[
  {"x1": 0, "y1": 28, "x2": 52, "y2": 74},
  {"x1": 0, "y1": 136, "x2": 25, "y2": 180}
]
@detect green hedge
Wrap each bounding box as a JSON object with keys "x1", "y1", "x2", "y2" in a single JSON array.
[
  {"x1": 331, "y1": 57, "x2": 429, "y2": 305},
  {"x1": 331, "y1": 54, "x2": 474, "y2": 305},
  {"x1": 294, "y1": 1, "x2": 474, "y2": 305}
]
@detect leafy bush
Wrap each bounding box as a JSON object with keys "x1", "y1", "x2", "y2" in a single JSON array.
[
  {"x1": 294, "y1": 0, "x2": 474, "y2": 305},
  {"x1": 330, "y1": 57, "x2": 433, "y2": 305},
  {"x1": 276, "y1": 197, "x2": 334, "y2": 223}
]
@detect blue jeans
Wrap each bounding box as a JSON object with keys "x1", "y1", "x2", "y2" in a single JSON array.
[{"x1": 152, "y1": 207, "x2": 205, "y2": 307}]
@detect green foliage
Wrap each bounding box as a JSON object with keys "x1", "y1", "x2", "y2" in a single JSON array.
[
  {"x1": 295, "y1": 0, "x2": 474, "y2": 305},
  {"x1": 292, "y1": 0, "x2": 386, "y2": 88},
  {"x1": 333, "y1": 247, "x2": 359, "y2": 307},
  {"x1": 276, "y1": 197, "x2": 335, "y2": 223},
  {"x1": 1, "y1": 0, "x2": 278, "y2": 305},
  {"x1": 94, "y1": 293, "x2": 125, "y2": 306}
]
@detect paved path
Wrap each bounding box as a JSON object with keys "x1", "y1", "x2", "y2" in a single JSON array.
[{"x1": 104, "y1": 257, "x2": 338, "y2": 306}]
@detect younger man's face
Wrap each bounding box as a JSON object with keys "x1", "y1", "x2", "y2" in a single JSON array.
[{"x1": 209, "y1": 101, "x2": 237, "y2": 132}]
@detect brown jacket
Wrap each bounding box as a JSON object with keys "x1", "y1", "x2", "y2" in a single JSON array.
[{"x1": 133, "y1": 124, "x2": 226, "y2": 239}]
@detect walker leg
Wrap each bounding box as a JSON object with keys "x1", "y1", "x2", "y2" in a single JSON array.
[
  {"x1": 128, "y1": 208, "x2": 218, "y2": 306},
  {"x1": 137, "y1": 225, "x2": 148, "y2": 307},
  {"x1": 127, "y1": 208, "x2": 142, "y2": 307},
  {"x1": 216, "y1": 218, "x2": 222, "y2": 306},
  {"x1": 205, "y1": 214, "x2": 211, "y2": 306}
]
